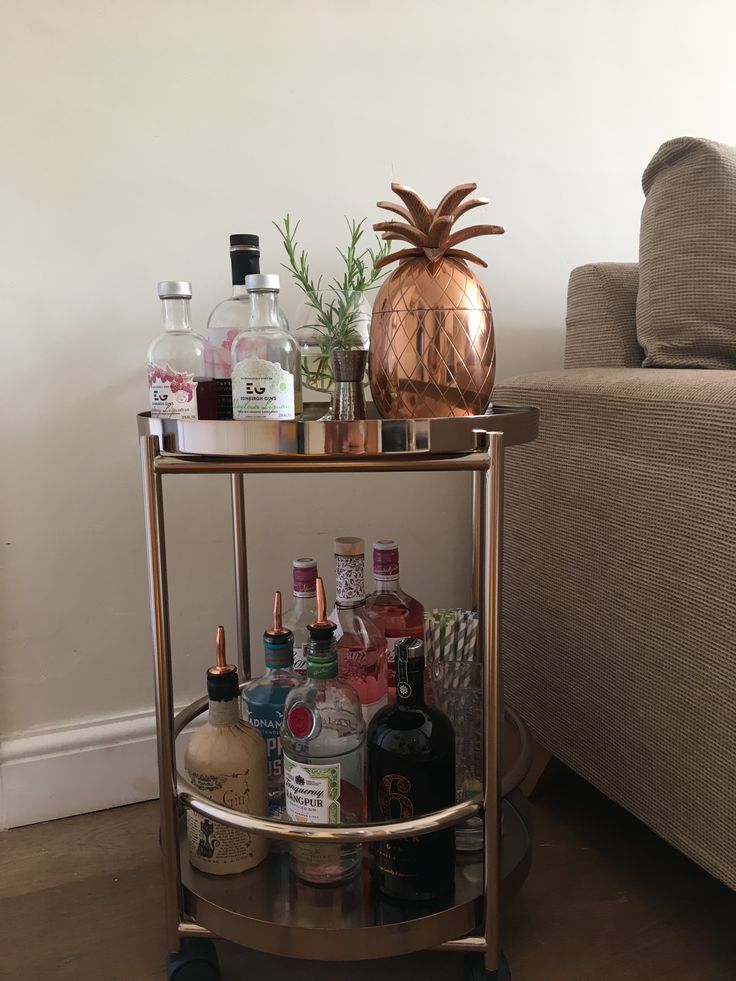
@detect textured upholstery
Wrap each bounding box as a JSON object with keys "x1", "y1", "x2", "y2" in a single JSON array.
[
  {"x1": 565, "y1": 263, "x2": 641, "y2": 368},
  {"x1": 495, "y1": 367, "x2": 736, "y2": 889},
  {"x1": 637, "y1": 137, "x2": 736, "y2": 369}
]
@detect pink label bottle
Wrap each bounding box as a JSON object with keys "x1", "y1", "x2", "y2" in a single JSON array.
[
  {"x1": 332, "y1": 537, "x2": 388, "y2": 724},
  {"x1": 366, "y1": 540, "x2": 425, "y2": 701}
]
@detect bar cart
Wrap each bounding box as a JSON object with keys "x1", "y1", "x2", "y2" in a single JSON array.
[{"x1": 139, "y1": 403, "x2": 538, "y2": 981}]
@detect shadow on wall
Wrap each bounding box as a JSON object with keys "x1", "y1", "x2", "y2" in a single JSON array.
[{"x1": 495, "y1": 321, "x2": 565, "y2": 382}]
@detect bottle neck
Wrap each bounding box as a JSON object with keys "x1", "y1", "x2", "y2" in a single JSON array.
[
  {"x1": 395, "y1": 658, "x2": 426, "y2": 709},
  {"x1": 230, "y1": 248, "x2": 260, "y2": 286},
  {"x1": 208, "y1": 696, "x2": 240, "y2": 726},
  {"x1": 335, "y1": 553, "x2": 366, "y2": 608},
  {"x1": 249, "y1": 291, "x2": 280, "y2": 329},
  {"x1": 292, "y1": 590, "x2": 316, "y2": 610},
  {"x1": 162, "y1": 297, "x2": 192, "y2": 331},
  {"x1": 232, "y1": 284, "x2": 249, "y2": 298},
  {"x1": 372, "y1": 575, "x2": 401, "y2": 594},
  {"x1": 305, "y1": 632, "x2": 338, "y2": 680}
]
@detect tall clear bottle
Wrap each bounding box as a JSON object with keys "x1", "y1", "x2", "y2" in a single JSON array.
[
  {"x1": 231, "y1": 274, "x2": 302, "y2": 420},
  {"x1": 147, "y1": 281, "x2": 217, "y2": 419},
  {"x1": 242, "y1": 592, "x2": 300, "y2": 817},
  {"x1": 332, "y1": 537, "x2": 388, "y2": 724},
  {"x1": 281, "y1": 579, "x2": 366, "y2": 885},
  {"x1": 282, "y1": 558, "x2": 319, "y2": 676},
  {"x1": 366, "y1": 540, "x2": 425, "y2": 701},
  {"x1": 206, "y1": 234, "x2": 261, "y2": 419}
]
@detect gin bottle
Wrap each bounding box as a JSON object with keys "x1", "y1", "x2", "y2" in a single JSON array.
[
  {"x1": 367, "y1": 638, "x2": 455, "y2": 900},
  {"x1": 242, "y1": 592, "x2": 300, "y2": 817},
  {"x1": 282, "y1": 558, "x2": 319, "y2": 676},
  {"x1": 206, "y1": 234, "x2": 261, "y2": 419},
  {"x1": 231, "y1": 274, "x2": 302, "y2": 420},
  {"x1": 184, "y1": 626, "x2": 269, "y2": 875},
  {"x1": 333, "y1": 537, "x2": 388, "y2": 723},
  {"x1": 281, "y1": 578, "x2": 366, "y2": 885},
  {"x1": 147, "y1": 281, "x2": 217, "y2": 419},
  {"x1": 366, "y1": 540, "x2": 425, "y2": 701}
]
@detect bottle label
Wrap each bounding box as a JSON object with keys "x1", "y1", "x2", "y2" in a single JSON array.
[
  {"x1": 148, "y1": 362, "x2": 199, "y2": 419},
  {"x1": 335, "y1": 554, "x2": 365, "y2": 604},
  {"x1": 292, "y1": 643, "x2": 307, "y2": 674},
  {"x1": 283, "y1": 756, "x2": 340, "y2": 824},
  {"x1": 243, "y1": 700, "x2": 284, "y2": 781},
  {"x1": 232, "y1": 358, "x2": 295, "y2": 420},
  {"x1": 185, "y1": 767, "x2": 267, "y2": 872}
]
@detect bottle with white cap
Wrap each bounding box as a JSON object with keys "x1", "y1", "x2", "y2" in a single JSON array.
[
  {"x1": 231, "y1": 274, "x2": 302, "y2": 420},
  {"x1": 147, "y1": 281, "x2": 217, "y2": 419}
]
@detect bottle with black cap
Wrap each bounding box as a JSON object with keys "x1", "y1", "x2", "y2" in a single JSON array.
[
  {"x1": 184, "y1": 626, "x2": 269, "y2": 875},
  {"x1": 367, "y1": 637, "x2": 455, "y2": 900},
  {"x1": 242, "y1": 592, "x2": 300, "y2": 817},
  {"x1": 206, "y1": 235, "x2": 261, "y2": 419}
]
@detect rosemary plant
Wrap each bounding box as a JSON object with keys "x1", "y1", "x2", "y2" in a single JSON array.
[{"x1": 274, "y1": 215, "x2": 391, "y2": 391}]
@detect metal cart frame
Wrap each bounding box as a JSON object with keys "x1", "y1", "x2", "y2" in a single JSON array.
[{"x1": 139, "y1": 405, "x2": 538, "y2": 980}]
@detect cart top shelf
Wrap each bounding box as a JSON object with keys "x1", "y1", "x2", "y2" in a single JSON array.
[{"x1": 138, "y1": 403, "x2": 538, "y2": 462}]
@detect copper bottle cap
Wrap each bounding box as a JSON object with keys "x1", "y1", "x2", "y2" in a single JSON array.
[
  {"x1": 265, "y1": 591, "x2": 291, "y2": 639},
  {"x1": 308, "y1": 578, "x2": 337, "y2": 632},
  {"x1": 208, "y1": 625, "x2": 237, "y2": 676}
]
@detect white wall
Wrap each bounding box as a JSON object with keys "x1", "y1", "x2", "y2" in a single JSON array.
[{"x1": 2, "y1": 0, "x2": 736, "y2": 816}]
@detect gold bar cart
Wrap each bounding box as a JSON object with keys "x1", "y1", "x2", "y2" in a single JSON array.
[{"x1": 139, "y1": 404, "x2": 538, "y2": 981}]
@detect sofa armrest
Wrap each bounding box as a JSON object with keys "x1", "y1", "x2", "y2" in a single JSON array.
[
  {"x1": 565, "y1": 263, "x2": 642, "y2": 368},
  {"x1": 494, "y1": 367, "x2": 736, "y2": 889}
]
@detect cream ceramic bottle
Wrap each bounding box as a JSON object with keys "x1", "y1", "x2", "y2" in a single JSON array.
[{"x1": 184, "y1": 626, "x2": 269, "y2": 875}]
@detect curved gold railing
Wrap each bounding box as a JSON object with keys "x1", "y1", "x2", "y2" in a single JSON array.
[{"x1": 173, "y1": 691, "x2": 532, "y2": 843}]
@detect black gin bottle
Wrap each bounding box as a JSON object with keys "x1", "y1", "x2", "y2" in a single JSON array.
[{"x1": 367, "y1": 637, "x2": 455, "y2": 901}]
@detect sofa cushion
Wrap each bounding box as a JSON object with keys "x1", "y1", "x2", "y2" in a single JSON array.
[{"x1": 637, "y1": 137, "x2": 736, "y2": 369}]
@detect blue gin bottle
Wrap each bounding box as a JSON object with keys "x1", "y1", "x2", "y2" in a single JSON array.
[{"x1": 242, "y1": 592, "x2": 300, "y2": 817}]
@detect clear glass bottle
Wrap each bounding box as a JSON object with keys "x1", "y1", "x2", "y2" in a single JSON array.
[
  {"x1": 184, "y1": 626, "x2": 269, "y2": 875},
  {"x1": 147, "y1": 281, "x2": 217, "y2": 419},
  {"x1": 231, "y1": 274, "x2": 302, "y2": 420},
  {"x1": 206, "y1": 234, "x2": 261, "y2": 419},
  {"x1": 281, "y1": 578, "x2": 366, "y2": 885},
  {"x1": 242, "y1": 592, "x2": 300, "y2": 818},
  {"x1": 332, "y1": 537, "x2": 388, "y2": 724},
  {"x1": 367, "y1": 637, "x2": 455, "y2": 901},
  {"x1": 282, "y1": 558, "x2": 319, "y2": 676},
  {"x1": 366, "y1": 540, "x2": 425, "y2": 702}
]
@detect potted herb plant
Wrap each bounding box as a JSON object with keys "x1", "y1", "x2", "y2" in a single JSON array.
[{"x1": 275, "y1": 215, "x2": 390, "y2": 418}]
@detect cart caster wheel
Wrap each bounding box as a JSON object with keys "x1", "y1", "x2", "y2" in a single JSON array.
[
  {"x1": 462, "y1": 951, "x2": 511, "y2": 980},
  {"x1": 166, "y1": 938, "x2": 220, "y2": 981}
]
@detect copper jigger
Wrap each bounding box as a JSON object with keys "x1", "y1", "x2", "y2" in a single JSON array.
[{"x1": 329, "y1": 349, "x2": 367, "y2": 421}]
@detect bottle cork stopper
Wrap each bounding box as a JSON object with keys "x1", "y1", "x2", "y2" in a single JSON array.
[{"x1": 334, "y1": 536, "x2": 364, "y2": 557}]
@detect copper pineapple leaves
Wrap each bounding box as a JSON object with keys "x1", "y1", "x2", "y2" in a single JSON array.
[{"x1": 373, "y1": 182, "x2": 504, "y2": 269}]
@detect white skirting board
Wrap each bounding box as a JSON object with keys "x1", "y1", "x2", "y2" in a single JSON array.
[{"x1": 0, "y1": 707, "x2": 198, "y2": 828}]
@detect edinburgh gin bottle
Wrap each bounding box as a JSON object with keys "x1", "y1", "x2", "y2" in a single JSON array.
[
  {"x1": 366, "y1": 540, "x2": 424, "y2": 701},
  {"x1": 333, "y1": 537, "x2": 388, "y2": 724},
  {"x1": 147, "y1": 281, "x2": 217, "y2": 419},
  {"x1": 206, "y1": 234, "x2": 261, "y2": 419},
  {"x1": 231, "y1": 274, "x2": 302, "y2": 420},
  {"x1": 281, "y1": 579, "x2": 366, "y2": 885},
  {"x1": 282, "y1": 558, "x2": 319, "y2": 676},
  {"x1": 242, "y1": 593, "x2": 300, "y2": 817},
  {"x1": 367, "y1": 638, "x2": 455, "y2": 900},
  {"x1": 184, "y1": 627, "x2": 269, "y2": 875}
]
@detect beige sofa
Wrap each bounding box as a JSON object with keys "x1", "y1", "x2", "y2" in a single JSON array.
[{"x1": 495, "y1": 261, "x2": 736, "y2": 890}]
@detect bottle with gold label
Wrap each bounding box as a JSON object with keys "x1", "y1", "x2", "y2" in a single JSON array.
[{"x1": 184, "y1": 626, "x2": 269, "y2": 875}]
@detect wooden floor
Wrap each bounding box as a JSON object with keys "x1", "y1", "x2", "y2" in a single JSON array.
[{"x1": 1, "y1": 770, "x2": 734, "y2": 981}]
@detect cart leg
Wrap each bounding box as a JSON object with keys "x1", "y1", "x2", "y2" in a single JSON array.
[
  {"x1": 479, "y1": 432, "x2": 504, "y2": 976},
  {"x1": 141, "y1": 435, "x2": 182, "y2": 955},
  {"x1": 471, "y1": 469, "x2": 483, "y2": 614},
  {"x1": 461, "y1": 951, "x2": 512, "y2": 980},
  {"x1": 230, "y1": 474, "x2": 251, "y2": 680},
  {"x1": 167, "y1": 937, "x2": 220, "y2": 981}
]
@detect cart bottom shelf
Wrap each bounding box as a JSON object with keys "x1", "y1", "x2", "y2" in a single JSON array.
[{"x1": 180, "y1": 795, "x2": 531, "y2": 961}]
